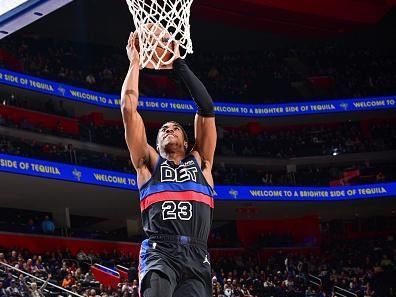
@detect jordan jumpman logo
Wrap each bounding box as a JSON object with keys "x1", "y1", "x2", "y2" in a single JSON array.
[{"x1": 203, "y1": 254, "x2": 210, "y2": 265}]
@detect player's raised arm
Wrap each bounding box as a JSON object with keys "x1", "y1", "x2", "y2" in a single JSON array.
[
  {"x1": 173, "y1": 58, "x2": 217, "y2": 171},
  {"x1": 121, "y1": 32, "x2": 157, "y2": 171}
]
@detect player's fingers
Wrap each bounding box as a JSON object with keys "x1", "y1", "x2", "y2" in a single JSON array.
[
  {"x1": 128, "y1": 32, "x2": 134, "y2": 46},
  {"x1": 133, "y1": 32, "x2": 140, "y2": 46}
]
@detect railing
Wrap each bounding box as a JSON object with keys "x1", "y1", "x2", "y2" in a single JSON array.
[
  {"x1": 333, "y1": 285, "x2": 358, "y2": 297},
  {"x1": 307, "y1": 273, "x2": 358, "y2": 297},
  {"x1": 62, "y1": 258, "x2": 80, "y2": 267},
  {"x1": 0, "y1": 261, "x2": 83, "y2": 297},
  {"x1": 0, "y1": 264, "x2": 53, "y2": 296},
  {"x1": 308, "y1": 273, "x2": 322, "y2": 289}
]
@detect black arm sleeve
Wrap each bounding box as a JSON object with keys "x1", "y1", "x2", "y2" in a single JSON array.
[{"x1": 173, "y1": 58, "x2": 214, "y2": 117}]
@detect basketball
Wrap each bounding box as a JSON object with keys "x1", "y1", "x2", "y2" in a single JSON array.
[
  {"x1": 138, "y1": 23, "x2": 175, "y2": 69},
  {"x1": 151, "y1": 38, "x2": 173, "y2": 65}
]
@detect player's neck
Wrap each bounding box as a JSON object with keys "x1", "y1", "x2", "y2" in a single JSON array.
[{"x1": 161, "y1": 150, "x2": 186, "y2": 165}]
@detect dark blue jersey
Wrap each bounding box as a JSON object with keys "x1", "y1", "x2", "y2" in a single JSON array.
[{"x1": 139, "y1": 155, "x2": 214, "y2": 241}]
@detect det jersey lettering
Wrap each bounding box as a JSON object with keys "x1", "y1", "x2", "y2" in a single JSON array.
[
  {"x1": 157, "y1": 159, "x2": 199, "y2": 221},
  {"x1": 162, "y1": 201, "x2": 193, "y2": 221},
  {"x1": 160, "y1": 160, "x2": 198, "y2": 183}
]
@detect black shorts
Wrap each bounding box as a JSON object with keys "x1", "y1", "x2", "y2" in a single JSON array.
[{"x1": 139, "y1": 235, "x2": 212, "y2": 297}]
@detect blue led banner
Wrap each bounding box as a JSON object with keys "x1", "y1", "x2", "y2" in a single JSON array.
[
  {"x1": 0, "y1": 153, "x2": 137, "y2": 190},
  {"x1": 0, "y1": 68, "x2": 120, "y2": 108},
  {"x1": 1, "y1": 68, "x2": 396, "y2": 117},
  {"x1": 214, "y1": 184, "x2": 396, "y2": 201},
  {"x1": 1, "y1": 153, "x2": 395, "y2": 201}
]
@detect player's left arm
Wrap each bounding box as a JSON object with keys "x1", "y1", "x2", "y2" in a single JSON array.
[{"x1": 173, "y1": 58, "x2": 217, "y2": 170}]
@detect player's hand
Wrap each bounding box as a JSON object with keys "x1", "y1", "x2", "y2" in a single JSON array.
[
  {"x1": 126, "y1": 32, "x2": 140, "y2": 66},
  {"x1": 173, "y1": 40, "x2": 181, "y2": 60}
]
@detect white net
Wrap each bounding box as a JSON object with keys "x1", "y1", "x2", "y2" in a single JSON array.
[{"x1": 126, "y1": 0, "x2": 194, "y2": 69}]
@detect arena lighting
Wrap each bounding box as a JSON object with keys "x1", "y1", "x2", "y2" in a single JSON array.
[
  {"x1": 332, "y1": 148, "x2": 340, "y2": 156},
  {"x1": 0, "y1": 0, "x2": 30, "y2": 16},
  {"x1": 0, "y1": 0, "x2": 74, "y2": 40}
]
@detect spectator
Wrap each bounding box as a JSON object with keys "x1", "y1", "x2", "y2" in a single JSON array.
[
  {"x1": 0, "y1": 236, "x2": 395, "y2": 297},
  {"x1": 6, "y1": 279, "x2": 22, "y2": 296},
  {"x1": 89, "y1": 288, "x2": 100, "y2": 297},
  {"x1": 76, "y1": 250, "x2": 89, "y2": 262},
  {"x1": 74, "y1": 268, "x2": 84, "y2": 283},
  {"x1": 0, "y1": 282, "x2": 7, "y2": 297},
  {"x1": 305, "y1": 286, "x2": 316, "y2": 297},
  {"x1": 3, "y1": 35, "x2": 396, "y2": 103},
  {"x1": 61, "y1": 273, "x2": 75, "y2": 289},
  {"x1": 121, "y1": 280, "x2": 132, "y2": 295},
  {"x1": 22, "y1": 274, "x2": 51, "y2": 297},
  {"x1": 41, "y1": 215, "x2": 55, "y2": 234},
  {"x1": 85, "y1": 73, "x2": 96, "y2": 85},
  {"x1": 8, "y1": 250, "x2": 18, "y2": 264},
  {"x1": 0, "y1": 114, "x2": 5, "y2": 126},
  {"x1": 25, "y1": 219, "x2": 38, "y2": 234},
  {"x1": 0, "y1": 253, "x2": 6, "y2": 264},
  {"x1": 131, "y1": 279, "x2": 139, "y2": 297}
]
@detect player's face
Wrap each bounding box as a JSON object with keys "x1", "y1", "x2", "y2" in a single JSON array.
[{"x1": 157, "y1": 122, "x2": 186, "y2": 150}]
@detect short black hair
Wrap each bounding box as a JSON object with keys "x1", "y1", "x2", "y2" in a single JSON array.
[{"x1": 156, "y1": 121, "x2": 189, "y2": 149}]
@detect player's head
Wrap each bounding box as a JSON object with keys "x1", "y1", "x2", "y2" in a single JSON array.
[{"x1": 156, "y1": 121, "x2": 188, "y2": 154}]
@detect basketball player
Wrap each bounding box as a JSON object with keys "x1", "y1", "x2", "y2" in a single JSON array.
[{"x1": 121, "y1": 32, "x2": 216, "y2": 297}]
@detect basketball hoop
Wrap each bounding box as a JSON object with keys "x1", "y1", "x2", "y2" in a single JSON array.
[{"x1": 126, "y1": 0, "x2": 194, "y2": 69}]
